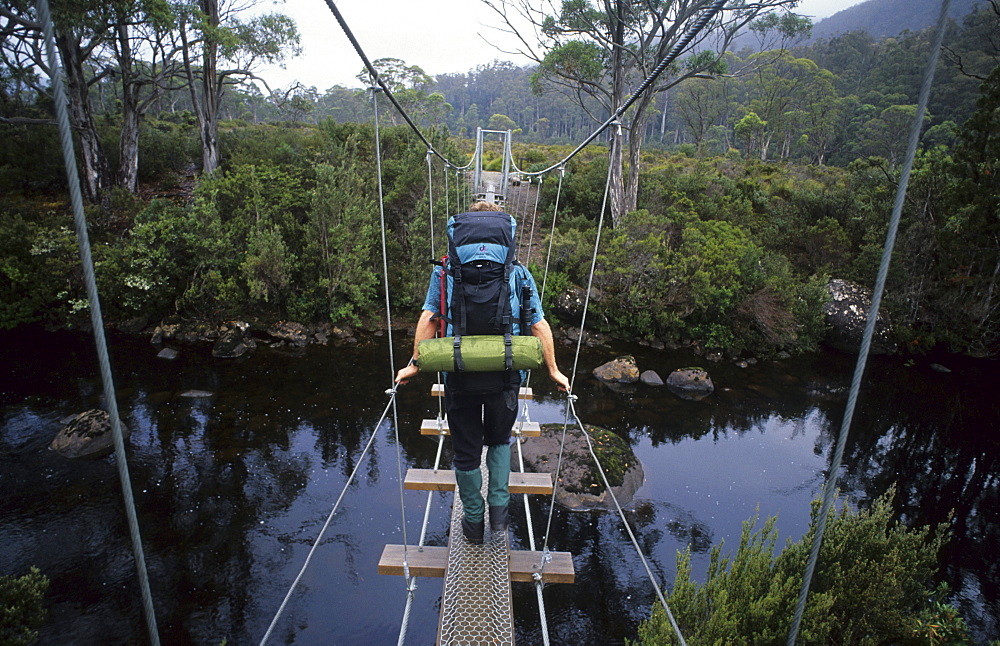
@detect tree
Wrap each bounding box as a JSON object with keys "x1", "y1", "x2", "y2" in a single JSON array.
[
  {"x1": 734, "y1": 111, "x2": 766, "y2": 159},
  {"x1": 0, "y1": 0, "x2": 114, "y2": 202},
  {"x1": 178, "y1": 0, "x2": 300, "y2": 175},
  {"x1": 107, "y1": 0, "x2": 187, "y2": 192},
  {"x1": 481, "y1": 0, "x2": 810, "y2": 225}
]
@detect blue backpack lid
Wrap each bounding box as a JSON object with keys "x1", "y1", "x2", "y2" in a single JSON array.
[{"x1": 447, "y1": 212, "x2": 516, "y2": 265}]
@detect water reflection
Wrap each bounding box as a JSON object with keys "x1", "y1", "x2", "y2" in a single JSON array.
[{"x1": 0, "y1": 328, "x2": 996, "y2": 643}]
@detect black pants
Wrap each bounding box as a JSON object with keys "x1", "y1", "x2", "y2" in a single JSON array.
[{"x1": 446, "y1": 386, "x2": 518, "y2": 471}]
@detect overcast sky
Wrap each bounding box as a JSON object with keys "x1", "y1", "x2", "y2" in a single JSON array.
[{"x1": 256, "y1": 0, "x2": 867, "y2": 91}]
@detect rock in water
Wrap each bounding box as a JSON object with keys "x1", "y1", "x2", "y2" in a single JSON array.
[
  {"x1": 50, "y1": 409, "x2": 130, "y2": 459},
  {"x1": 212, "y1": 321, "x2": 256, "y2": 358},
  {"x1": 267, "y1": 321, "x2": 309, "y2": 347},
  {"x1": 518, "y1": 424, "x2": 644, "y2": 511},
  {"x1": 666, "y1": 367, "x2": 714, "y2": 400},
  {"x1": 640, "y1": 370, "x2": 664, "y2": 386},
  {"x1": 179, "y1": 390, "x2": 214, "y2": 398},
  {"x1": 593, "y1": 355, "x2": 640, "y2": 384},
  {"x1": 157, "y1": 347, "x2": 179, "y2": 360}
]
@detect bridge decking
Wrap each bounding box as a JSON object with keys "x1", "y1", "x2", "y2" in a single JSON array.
[{"x1": 379, "y1": 385, "x2": 574, "y2": 644}]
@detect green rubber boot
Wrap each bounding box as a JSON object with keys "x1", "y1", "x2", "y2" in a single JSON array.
[
  {"x1": 454, "y1": 468, "x2": 485, "y2": 544},
  {"x1": 486, "y1": 443, "x2": 511, "y2": 531}
]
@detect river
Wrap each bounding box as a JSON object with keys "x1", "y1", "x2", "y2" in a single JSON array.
[{"x1": 0, "y1": 327, "x2": 997, "y2": 644}]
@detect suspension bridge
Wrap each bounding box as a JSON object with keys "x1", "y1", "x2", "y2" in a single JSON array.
[{"x1": 33, "y1": 0, "x2": 955, "y2": 642}]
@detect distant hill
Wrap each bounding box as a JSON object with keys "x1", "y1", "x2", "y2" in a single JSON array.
[{"x1": 808, "y1": 0, "x2": 984, "y2": 40}]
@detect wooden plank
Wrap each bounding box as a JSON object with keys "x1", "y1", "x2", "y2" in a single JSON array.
[
  {"x1": 404, "y1": 469, "x2": 552, "y2": 495},
  {"x1": 419, "y1": 418, "x2": 541, "y2": 437},
  {"x1": 404, "y1": 468, "x2": 456, "y2": 491},
  {"x1": 509, "y1": 472, "x2": 553, "y2": 495},
  {"x1": 509, "y1": 550, "x2": 575, "y2": 584},
  {"x1": 379, "y1": 545, "x2": 575, "y2": 584},
  {"x1": 378, "y1": 544, "x2": 448, "y2": 577},
  {"x1": 431, "y1": 383, "x2": 533, "y2": 399}
]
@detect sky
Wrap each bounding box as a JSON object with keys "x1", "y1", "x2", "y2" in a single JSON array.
[{"x1": 255, "y1": 0, "x2": 868, "y2": 92}]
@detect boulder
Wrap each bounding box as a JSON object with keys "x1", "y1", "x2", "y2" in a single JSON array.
[
  {"x1": 267, "y1": 321, "x2": 309, "y2": 347},
  {"x1": 593, "y1": 355, "x2": 640, "y2": 384},
  {"x1": 50, "y1": 409, "x2": 130, "y2": 459},
  {"x1": 666, "y1": 367, "x2": 714, "y2": 400},
  {"x1": 640, "y1": 370, "x2": 664, "y2": 386},
  {"x1": 157, "y1": 348, "x2": 179, "y2": 360},
  {"x1": 516, "y1": 424, "x2": 644, "y2": 511},
  {"x1": 554, "y1": 285, "x2": 602, "y2": 325},
  {"x1": 151, "y1": 319, "x2": 219, "y2": 344},
  {"x1": 212, "y1": 321, "x2": 256, "y2": 358},
  {"x1": 823, "y1": 279, "x2": 896, "y2": 355}
]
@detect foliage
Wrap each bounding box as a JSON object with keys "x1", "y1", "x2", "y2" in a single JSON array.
[
  {"x1": 0, "y1": 567, "x2": 49, "y2": 646},
  {"x1": 635, "y1": 488, "x2": 956, "y2": 645}
]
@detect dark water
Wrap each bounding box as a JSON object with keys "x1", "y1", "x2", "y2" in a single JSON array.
[{"x1": 1, "y1": 327, "x2": 997, "y2": 644}]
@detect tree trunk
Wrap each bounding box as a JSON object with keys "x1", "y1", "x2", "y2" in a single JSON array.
[
  {"x1": 624, "y1": 93, "x2": 654, "y2": 219},
  {"x1": 198, "y1": 0, "x2": 221, "y2": 175},
  {"x1": 608, "y1": 0, "x2": 627, "y2": 226},
  {"x1": 115, "y1": 23, "x2": 140, "y2": 193},
  {"x1": 56, "y1": 32, "x2": 109, "y2": 204}
]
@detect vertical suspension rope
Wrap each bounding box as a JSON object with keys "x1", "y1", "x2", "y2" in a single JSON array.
[
  {"x1": 426, "y1": 150, "x2": 436, "y2": 259},
  {"x1": 368, "y1": 86, "x2": 414, "y2": 646},
  {"x1": 444, "y1": 164, "x2": 451, "y2": 222},
  {"x1": 539, "y1": 167, "x2": 566, "y2": 303},
  {"x1": 786, "y1": 1, "x2": 952, "y2": 643},
  {"x1": 36, "y1": 1, "x2": 160, "y2": 643},
  {"x1": 524, "y1": 177, "x2": 543, "y2": 269}
]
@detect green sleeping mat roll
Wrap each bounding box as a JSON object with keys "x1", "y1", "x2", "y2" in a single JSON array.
[{"x1": 418, "y1": 335, "x2": 543, "y2": 372}]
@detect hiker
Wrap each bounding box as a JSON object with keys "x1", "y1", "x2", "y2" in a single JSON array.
[{"x1": 395, "y1": 200, "x2": 570, "y2": 545}]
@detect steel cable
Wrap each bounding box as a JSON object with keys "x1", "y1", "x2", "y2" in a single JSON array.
[
  {"x1": 37, "y1": 0, "x2": 160, "y2": 642},
  {"x1": 785, "y1": 1, "x2": 953, "y2": 643}
]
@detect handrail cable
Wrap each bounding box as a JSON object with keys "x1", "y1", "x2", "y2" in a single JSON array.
[
  {"x1": 538, "y1": 126, "x2": 687, "y2": 645},
  {"x1": 510, "y1": 0, "x2": 728, "y2": 179},
  {"x1": 260, "y1": 389, "x2": 399, "y2": 645},
  {"x1": 320, "y1": 0, "x2": 472, "y2": 170},
  {"x1": 370, "y1": 86, "x2": 416, "y2": 646},
  {"x1": 566, "y1": 395, "x2": 687, "y2": 645},
  {"x1": 37, "y1": 0, "x2": 160, "y2": 642},
  {"x1": 786, "y1": 0, "x2": 952, "y2": 642},
  {"x1": 322, "y1": 0, "x2": 723, "y2": 183}
]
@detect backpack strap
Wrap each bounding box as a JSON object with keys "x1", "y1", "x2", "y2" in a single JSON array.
[{"x1": 517, "y1": 263, "x2": 536, "y2": 333}]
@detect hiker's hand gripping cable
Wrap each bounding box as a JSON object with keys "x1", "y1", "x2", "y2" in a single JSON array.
[{"x1": 395, "y1": 309, "x2": 437, "y2": 385}]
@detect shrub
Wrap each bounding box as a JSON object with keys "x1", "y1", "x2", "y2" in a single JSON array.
[
  {"x1": 0, "y1": 567, "x2": 49, "y2": 646},
  {"x1": 635, "y1": 488, "x2": 958, "y2": 645}
]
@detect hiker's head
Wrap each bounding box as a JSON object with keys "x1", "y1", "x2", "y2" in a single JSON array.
[{"x1": 469, "y1": 201, "x2": 505, "y2": 212}]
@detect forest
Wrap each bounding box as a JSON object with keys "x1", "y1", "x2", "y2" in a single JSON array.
[{"x1": 1, "y1": 0, "x2": 998, "y2": 359}]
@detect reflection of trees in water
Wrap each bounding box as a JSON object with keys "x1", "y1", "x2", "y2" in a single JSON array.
[
  {"x1": 836, "y1": 360, "x2": 1000, "y2": 639},
  {"x1": 114, "y1": 337, "x2": 404, "y2": 642},
  {"x1": 511, "y1": 494, "x2": 713, "y2": 642}
]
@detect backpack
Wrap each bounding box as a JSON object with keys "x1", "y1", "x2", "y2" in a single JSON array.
[{"x1": 439, "y1": 210, "x2": 536, "y2": 393}]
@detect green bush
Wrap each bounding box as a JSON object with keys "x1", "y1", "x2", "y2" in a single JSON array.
[
  {"x1": 635, "y1": 488, "x2": 960, "y2": 645},
  {"x1": 1, "y1": 567, "x2": 49, "y2": 646}
]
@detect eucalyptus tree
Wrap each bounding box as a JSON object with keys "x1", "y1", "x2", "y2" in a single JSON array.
[
  {"x1": 106, "y1": 0, "x2": 188, "y2": 192},
  {"x1": 481, "y1": 0, "x2": 810, "y2": 225},
  {"x1": 177, "y1": 0, "x2": 299, "y2": 175},
  {"x1": 1, "y1": 0, "x2": 114, "y2": 202}
]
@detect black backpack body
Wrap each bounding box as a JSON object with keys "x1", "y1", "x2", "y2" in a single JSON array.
[{"x1": 444, "y1": 211, "x2": 532, "y2": 394}]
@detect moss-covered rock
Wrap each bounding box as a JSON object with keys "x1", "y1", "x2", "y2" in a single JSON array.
[{"x1": 514, "y1": 423, "x2": 643, "y2": 511}]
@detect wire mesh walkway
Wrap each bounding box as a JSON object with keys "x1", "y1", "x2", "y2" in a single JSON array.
[{"x1": 379, "y1": 386, "x2": 574, "y2": 644}]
